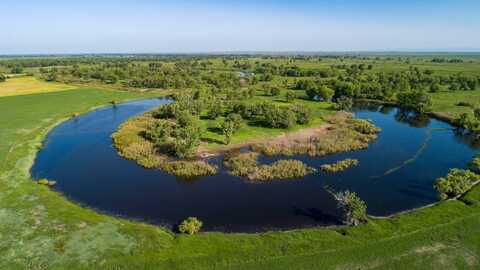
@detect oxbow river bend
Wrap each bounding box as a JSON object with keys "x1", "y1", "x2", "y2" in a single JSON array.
[{"x1": 31, "y1": 99, "x2": 479, "y2": 232}]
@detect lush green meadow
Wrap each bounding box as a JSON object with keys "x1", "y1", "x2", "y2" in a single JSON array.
[{"x1": 1, "y1": 86, "x2": 479, "y2": 269}]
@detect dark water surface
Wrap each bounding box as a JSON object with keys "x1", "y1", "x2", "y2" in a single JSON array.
[{"x1": 31, "y1": 99, "x2": 479, "y2": 232}]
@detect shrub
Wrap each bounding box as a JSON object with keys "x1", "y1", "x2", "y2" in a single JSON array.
[
  {"x1": 469, "y1": 155, "x2": 480, "y2": 173},
  {"x1": 250, "y1": 160, "x2": 315, "y2": 181},
  {"x1": 321, "y1": 159, "x2": 359, "y2": 173},
  {"x1": 163, "y1": 161, "x2": 217, "y2": 178},
  {"x1": 347, "y1": 119, "x2": 381, "y2": 134},
  {"x1": 286, "y1": 91, "x2": 296, "y2": 102},
  {"x1": 335, "y1": 96, "x2": 353, "y2": 111},
  {"x1": 293, "y1": 105, "x2": 312, "y2": 125},
  {"x1": 223, "y1": 152, "x2": 259, "y2": 177},
  {"x1": 178, "y1": 217, "x2": 203, "y2": 235},
  {"x1": 153, "y1": 104, "x2": 177, "y2": 119},
  {"x1": 0, "y1": 73, "x2": 6, "y2": 82},
  {"x1": 434, "y1": 169, "x2": 480, "y2": 200},
  {"x1": 333, "y1": 190, "x2": 367, "y2": 226}
]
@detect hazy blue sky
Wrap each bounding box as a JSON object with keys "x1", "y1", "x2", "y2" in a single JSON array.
[{"x1": 2, "y1": 0, "x2": 479, "y2": 54}]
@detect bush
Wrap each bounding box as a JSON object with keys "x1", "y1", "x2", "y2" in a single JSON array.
[
  {"x1": 178, "y1": 217, "x2": 203, "y2": 235},
  {"x1": 335, "y1": 96, "x2": 353, "y2": 111},
  {"x1": 286, "y1": 91, "x2": 296, "y2": 102},
  {"x1": 0, "y1": 73, "x2": 6, "y2": 82},
  {"x1": 434, "y1": 169, "x2": 480, "y2": 200},
  {"x1": 293, "y1": 105, "x2": 312, "y2": 125},
  {"x1": 250, "y1": 160, "x2": 315, "y2": 181},
  {"x1": 224, "y1": 152, "x2": 315, "y2": 181},
  {"x1": 163, "y1": 161, "x2": 217, "y2": 178},
  {"x1": 333, "y1": 190, "x2": 367, "y2": 226},
  {"x1": 321, "y1": 159, "x2": 359, "y2": 173}
]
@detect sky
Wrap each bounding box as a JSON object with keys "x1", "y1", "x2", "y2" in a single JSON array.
[{"x1": 2, "y1": 0, "x2": 480, "y2": 54}]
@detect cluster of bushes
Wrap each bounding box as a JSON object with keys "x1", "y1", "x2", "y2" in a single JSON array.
[
  {"x1": 163, "y1": 161, "x2": 217, "y2": 178},
  {"x1": 321, "y1": 159, "x2": 359, "y2": 173},
  {"x1": 252, "y1": 118, "x2": 380, "y2": 157},
  {"x1": 223, "y1": 152, "x2": 315, "y2": 181},
  {"x1": 434, "y1": 169, "x2": 480, "y2": 200},
  {"x1": 0, "y1": 73, "x2": 6, "y2": 82}
]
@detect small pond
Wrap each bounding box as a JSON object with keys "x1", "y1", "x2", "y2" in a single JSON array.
[{"x1": 31, "y1": 99, "x2": 479, "y2": 232}]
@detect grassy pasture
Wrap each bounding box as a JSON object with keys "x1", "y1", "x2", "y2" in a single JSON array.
[
  {"x1": 0, "y1": 86, "x2": 479, "y2": 269},
  {"x1": 0, "y1": 76, "x2": 77, "y2": 97}
]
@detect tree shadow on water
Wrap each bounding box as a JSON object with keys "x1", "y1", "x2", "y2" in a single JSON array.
[{"x1": 292, "y1": 206, "x2": 341, "y2": 224}]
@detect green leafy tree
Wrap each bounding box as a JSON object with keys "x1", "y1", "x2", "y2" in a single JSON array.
[
  {"x1": 0, "y1": 73, "x2": 6, "y2": 82},
  {"x1": 222, "y1": 114, "x2": 243, "y2": 144}
]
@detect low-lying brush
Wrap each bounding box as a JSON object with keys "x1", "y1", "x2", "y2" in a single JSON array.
[
  {"x1": 223, "y1": 152, "x2": 315, "y2": 181},
  {"x1": 251, "y1": 117, "x2": 380, "y2": 157},
  {"x1": 321, "y1": 159, "x2": 359, "y2": 173},
  {"x1": 163, "y1": 160, "x2": 217, "y2": 178}
]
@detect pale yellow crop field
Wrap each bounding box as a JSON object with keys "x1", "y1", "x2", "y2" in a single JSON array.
[{"x1": 0, "y1": 76, "x2": 77, "y2": 97}]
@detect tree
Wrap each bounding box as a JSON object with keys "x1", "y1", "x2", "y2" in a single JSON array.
[
  {"x1": 286, "y1": 91, "x2": 296, "y2": 103},
  {"x1": 222, "y1": 113, "x2": 243, "y2": 144},
  {"x1": 317, "y1": 86, "x2": 335, "y2": 101},
  {"x1": 293, "y1": 105, "x2": 312, "y2": 124},
  {"x1": 173, "y1": 123, "x2": 202, "y2": 158},
  {"x1": 178, "y1": 217, "x2": 203, "y2": 235},
  {"x1": 333, "y1": 190, "x2": 368, "y2": 226},
  {"x1": 396, "y1": 91, "x2": 432, "y2": 113},
  {"x1": 0, "y1": 74, "x2": 6, "y2": 82}
]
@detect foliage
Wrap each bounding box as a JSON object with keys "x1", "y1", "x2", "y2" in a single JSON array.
[
  {"x1": 292, "y1": 105, "x2": 312, "y2": 124},
  {"x1": 321, "y1": 159, "x2": 359, "y2": 173},
  {"x1": 434, "y1": 169, "x2": 480, "y2": 200},
  {"x1": 0, "y1": 73, "x2": 5, "y2": 82},
  {"x1": 223, "y1": 152, "x2": 315, "y2": 181},
  {"x1": 178, "y1": 217, "x2": 203, "y2": 235},
  {"x1": 396, "y1": 91, "x2": 432, "y2": 113},
  {"x1": 468, "y1": 155, "x2": 480, "y2": 173},
  {"x1": 285, "y1": 91, "x2": 296, "y2": 102},
  {"x1": 163, "y1": 161, "x2": 217, "y2": 178},
  {"x1": 335, "y1": 96, "x2": 353, "y2": 111},
  {"x1": 333, "y1": 190, "x2": 368, "y2": 226}
]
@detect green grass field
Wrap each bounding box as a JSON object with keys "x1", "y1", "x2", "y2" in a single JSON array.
[{"x1": 1, "y1": 87, "x2": 479, "y2": 269}]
